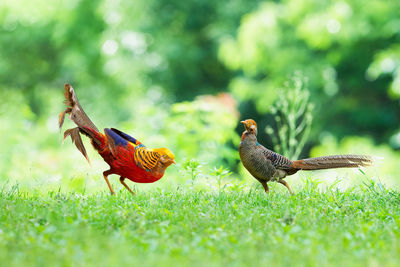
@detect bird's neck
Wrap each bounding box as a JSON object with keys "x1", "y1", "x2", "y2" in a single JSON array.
[
  {"x1": 150, "y1": 161, "x2": 167, "y2": 178},
  {"x1": 240, "y1": 131, "x2": 258, "y2": 146}
]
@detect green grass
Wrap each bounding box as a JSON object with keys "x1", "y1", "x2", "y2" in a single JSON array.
[{"x1": 0, "y1": 181, "x2": 399, "y2": 267}]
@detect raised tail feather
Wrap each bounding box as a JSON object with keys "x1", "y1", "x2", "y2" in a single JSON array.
[
  {"x1": 59, "y1": 84, "x2": 101, "y2": 163},
  {"x1": 291, "y1": 155, "x2": 373, "y2": 170}
]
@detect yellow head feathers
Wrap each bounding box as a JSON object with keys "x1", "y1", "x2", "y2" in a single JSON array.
[
  {"x1": 154, "y1": 148, "x2": 175, "y2": 159},
  {"x1": 153, "y1": 148, "x2": 176, "y2": 167}
]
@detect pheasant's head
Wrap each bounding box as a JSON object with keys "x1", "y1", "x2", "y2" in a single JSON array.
[
  {"x1": 240, "y1": 119, "x2": 258, "y2": 135},
  {"x1": 154, "y1": 148, "x2": 176, "y2": 168}
]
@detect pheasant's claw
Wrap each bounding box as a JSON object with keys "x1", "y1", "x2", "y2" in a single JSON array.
[
  {"x1": 120, "y1": 177, "x2": 135, "y2": 195},
  {"x1": 278, "y1": 180, "x2": 293, "y2": 194},
  {"x1": 103, "y1": 171, "x2": 115, "y2": 195}
]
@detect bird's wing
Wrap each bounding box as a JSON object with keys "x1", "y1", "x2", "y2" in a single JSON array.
[
  {"x1": 109, "y1": 128, "x2": 142, "y2": 146},
  {"x1": 104, "y1": 128, "x2": 137, "y2": 157},
  {"x1": 104, "y1": 128, "x2": 160, "y2": 171},
  {"x1": 260, "y1": 146, "x2": 292, "y2": 169}
]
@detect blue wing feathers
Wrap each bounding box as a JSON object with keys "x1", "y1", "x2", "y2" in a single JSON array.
[
  {"x1": 104, "y1": 128, "x2": 128, "y2": 146},
  {"x1": 110, "y1": 128, "x2": 140, "y2": 145},
  {"x1": 105, "y1": 128, "x2": 141, "y2": 147}
]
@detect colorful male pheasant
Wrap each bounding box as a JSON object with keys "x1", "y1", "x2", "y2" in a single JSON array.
[
  {"x1": 239, "y1": 119, "x2": 372, "y2": 194},
  {"x1": 59, "y1": 84, "x2": 175, "y2": 195}
]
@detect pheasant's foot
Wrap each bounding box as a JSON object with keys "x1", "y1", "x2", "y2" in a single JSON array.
[
  {"x1": 278, "y1": 180, "x2": 293, "y2": 194},
  {"x1": 120, "y1": 177, "x2": 135, "y2": 196},
  {"x1": 259, "y1": 181, "x2": 269, "y2": 193},
  {"x1": 103, "y1": 170, "x2": 115, "y2": 195}
]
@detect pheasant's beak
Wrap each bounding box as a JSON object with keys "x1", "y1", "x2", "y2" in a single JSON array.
[
  {"x1": 241, "y1": 121, "x2": 251, "y2": 131},
  {"x1": 250, "y1": 125, "x2": 256, "y2": 131},
  {"x1": 172, "y1": 159, "x2": 176, "y2": 165}
]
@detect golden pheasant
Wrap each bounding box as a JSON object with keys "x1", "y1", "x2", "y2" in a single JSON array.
[
  {"x1": 239, "y1": 119, "x2": 372, "y2": 194},
  {"x1": 59, "y1": 84, "x2": 175, "y2": 195}
]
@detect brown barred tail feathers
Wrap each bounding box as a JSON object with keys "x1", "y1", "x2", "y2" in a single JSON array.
[
  {"x1": 62, "y1": 127, "x2": 90, "y2": 163},
  {"x1": 59, "y1": 84, "x2": 100, "y2": 163},
  {"x1": 291, "y1": 155, "x2": 373, "y2": 171},
  {"x1": 59, "y1": 84, "x2": 98, "y2": 132}
]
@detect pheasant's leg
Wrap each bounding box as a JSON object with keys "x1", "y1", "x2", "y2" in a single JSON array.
[
  {"x1": 119, "y1": 177, "x2": 135, "y2": 195},
  {"x1": 278, "y1": 180, "x2": 293, "y2": 194},
  {"x1": 260, "y1": 181, "x2": 269, "y2": 193},
  {"x1": 103, "y1": 170, "x2": 115, "y2": 195}
]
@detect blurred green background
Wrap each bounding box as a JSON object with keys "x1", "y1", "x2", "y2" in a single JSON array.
[{"x1": 1, "y1": 0, "x2": 399, "y2": 192}]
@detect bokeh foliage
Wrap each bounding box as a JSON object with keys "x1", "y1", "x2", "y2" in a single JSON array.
[
  {"x1": 266, "y1": 73, "x2": 313, "y2": 159},
  {"x1": 0, "y1": 0, "x2": 400, "y2": 189},
  {"x1": 219, "y1": 0, "x2": 400, "y2": 146}
]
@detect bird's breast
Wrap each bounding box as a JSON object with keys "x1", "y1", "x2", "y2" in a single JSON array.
[
  {"x1": 99, "y1": 148, "x2": 163, "y2": 183},
  {"x1": 239, "y1": 142, "x2": 275, "y2": 181}
]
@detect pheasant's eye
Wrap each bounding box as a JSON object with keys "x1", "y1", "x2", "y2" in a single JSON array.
[{"x1": 159, "y1": 156, "x2": 167, "y2": 164}]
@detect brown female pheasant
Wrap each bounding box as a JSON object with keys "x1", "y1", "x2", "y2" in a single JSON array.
[{"x1": 239, "y1": 119, "x2": 372, "y2": 194}]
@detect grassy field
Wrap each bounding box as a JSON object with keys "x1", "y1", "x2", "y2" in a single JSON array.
[{"x1": 0, "y1": 180, "x2": 399, "y2": 267}]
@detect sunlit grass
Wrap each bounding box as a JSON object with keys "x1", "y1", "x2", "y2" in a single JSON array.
[{"x1": 0, "y1": 181, "x2": 399, "y2": 267}]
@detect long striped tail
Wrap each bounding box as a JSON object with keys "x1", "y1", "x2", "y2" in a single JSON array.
[
  {"x1": 290, "y1": 155, "x2": 373, "y2": 170},
  {"x1": 59, "y1": 84, "x2": 103, "y2": 162}
]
